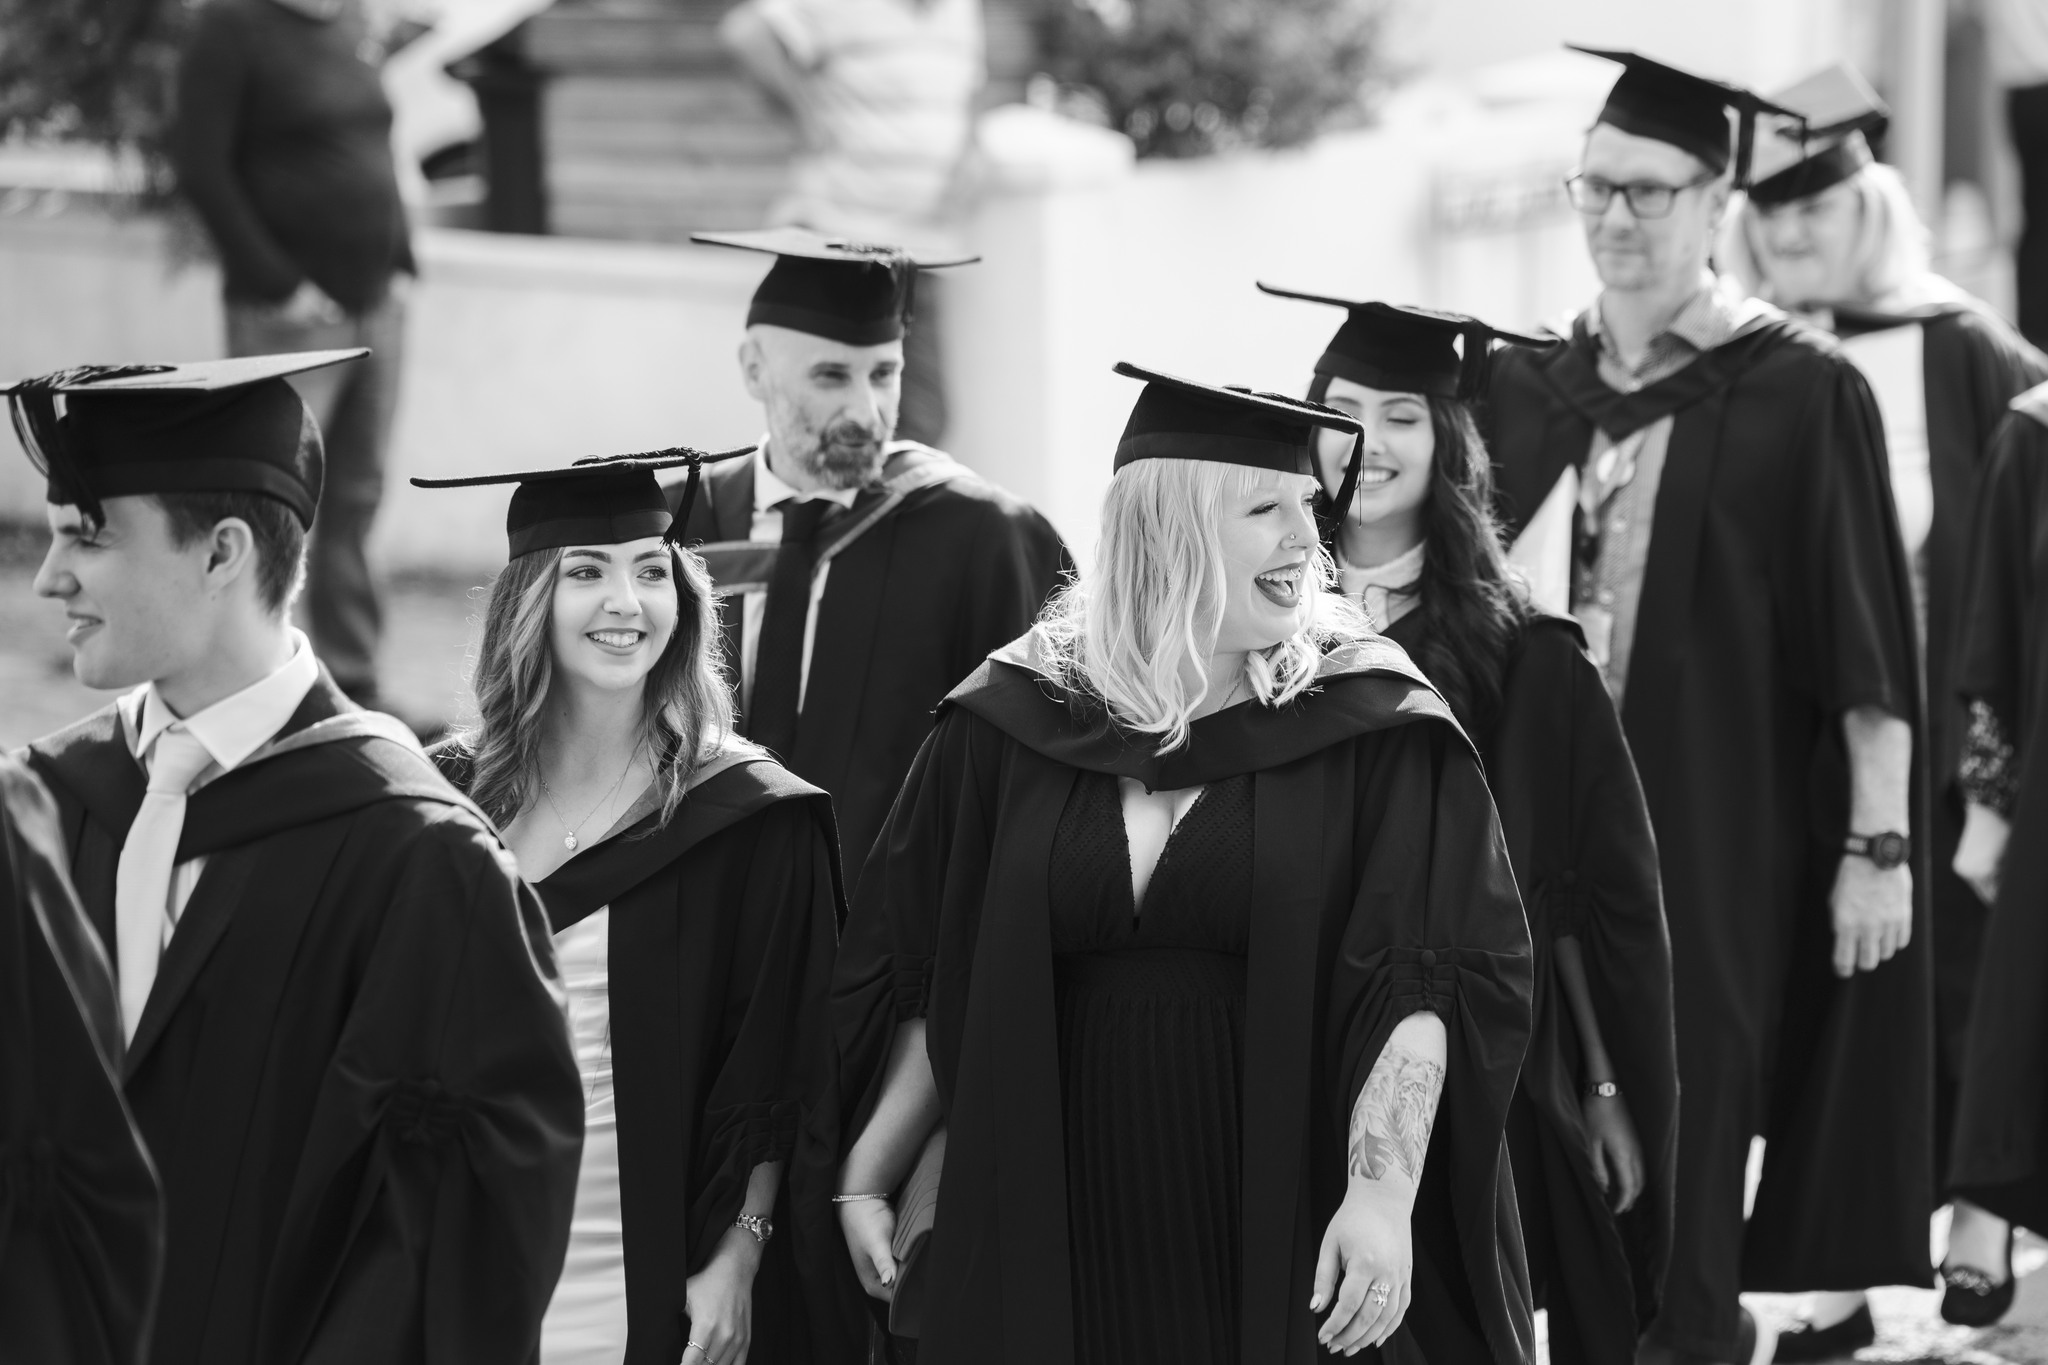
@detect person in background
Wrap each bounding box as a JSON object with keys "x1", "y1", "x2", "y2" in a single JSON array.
[
  {"x1": 1265, "y1": 287, "x2": 1677, "y2": 1365},
  {"x1": 1484, "y1": 48, "x2": 1927, "y2": 1365},
  {"x1": 1991, "y1": 0, "x2": 2048, "y2": 346},
  {"x1": 718, "y1": 0, "x2": 983, "y2": 446},
  {"x1": 1723, "y1": 61, "x2": 2048, "y2": 1352},
  {"x1": 415, "y1": 452, "x2": 845, "y2": 1365},
  {"x1": 679, "y1": 228, "x2": 1069, "y2": 878},
  {"x1": 171, "y1": 0, "x2": 416, "y2": 710},
  {"x1": 824, "y1": 364, "x2": 1535, "y2": 1365},
  {"x1": 0, "y1": 753, "x2": 162, "y2": 1365},
  {"x1": 10, "y1": 352, "x2": 582, "y2": 1365},
  {"x1": 1945, "y1": 381, "x2": 2048, "y2": 1323}
]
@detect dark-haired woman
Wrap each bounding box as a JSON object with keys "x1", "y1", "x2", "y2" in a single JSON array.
[
  {"x1": 414, "y1": 455, "x2": 844, "y2": 1365},
  {"x1": 1266, "y1": 288, "x2": 1679, "y2": 1365}
]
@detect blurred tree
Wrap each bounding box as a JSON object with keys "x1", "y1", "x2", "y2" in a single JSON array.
[
  {"x1": 1033, "y1": 0, "x2": 1390, "y2": 159},
  {"x1": 0, "y1": 0, "x2": 188, "y2": 191}
]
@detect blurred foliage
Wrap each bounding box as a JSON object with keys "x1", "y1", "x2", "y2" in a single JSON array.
[
  {"x1": 0, "y1": 0, "x2": 189, "y2": 193},
  {"x1": 1032, "y1": 0, "x2": 1392, "y2": 159}
]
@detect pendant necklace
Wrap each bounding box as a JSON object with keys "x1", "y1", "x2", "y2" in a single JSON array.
[{"x1": 538, "y1": 758, "x2": 636, "y2": 852}]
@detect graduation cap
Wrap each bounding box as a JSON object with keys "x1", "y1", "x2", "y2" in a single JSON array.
[
  {"x1": 1571, "y1": 46, "x2": 1800, "y2": 186},
  {"x1": 1257, "y1": 285, "x2": 1551, "y2": 399},
  {"x1": 3, "y1": 350, "x2": 366, "y2": 528},
  {"x1": 1112, "y1": 361, "x2": 1371, "y2": 521},
  {"x1": 410, "y1": 447, "x2": 754, "y2": 558},
  {"x1": 1747, "y1": 63, "x2": 1889, "y2": 208},
  {"x1": 692, "y1": 227, "x2": 979, "y2": 347}
]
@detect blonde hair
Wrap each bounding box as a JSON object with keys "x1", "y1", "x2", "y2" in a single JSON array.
[
  {"x1": 458, "y1": 542, "x2": 750, "y2": 828},
  {"x1": 1722, "y1": 158, "x2": 1933, "y2": 305},
  {"x1": 1034, "y1": 459, "x2": 1370, "y2": 752}
]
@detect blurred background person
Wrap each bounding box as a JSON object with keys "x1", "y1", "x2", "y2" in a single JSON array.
[
  {"x1": 0, "y1": 753, "x2": 162, "y2": 1365},
  {"x1": 677, "y1": 230, "x2": 1068, "y2": 879},
  {"x1": 1487, "y1": 50, "x2": 1927, "y2": 1365},
  {"x1": 170, "y1": 0, "x2": 417, "y2": 711},
  {"x1": 718, "y1": 0, "x2": 984, "y2": 447},
  {"x1": 826, "y1": 367, "x2": 1535, "y2": 1365},
  {"x1": 1269, "y1": 287, "x2": 1677, "y2": 1365},
  {"x1": 1993, "y1": 0, "x2": 2048, "y2": 347},
  {"x1": 1724, "y1": 61, "x2": 2048, "y2": 1353},
  {"x1": 417, "y1": 454, "x2": 843, "y2": 1365},
  {"x1": 1945, "y1": 379, "x2": 2048, "y2": 1327}
]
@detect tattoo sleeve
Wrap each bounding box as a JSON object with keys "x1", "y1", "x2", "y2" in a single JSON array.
[{"x1": 1347, "y1": 1041, "x2": 1446, "y2": 1183}]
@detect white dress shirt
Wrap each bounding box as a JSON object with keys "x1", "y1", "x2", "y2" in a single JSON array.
[
  {"x1": 119, "y1": 629, "x2": 321, "y2": 930},
  {"x1": 740, "y1": 445, "x2": 860, "y2": 715}
]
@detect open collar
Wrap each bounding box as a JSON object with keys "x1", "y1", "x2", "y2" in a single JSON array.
[{"x1": 123, "y1": 629, "x2": 321, "y2": 778}]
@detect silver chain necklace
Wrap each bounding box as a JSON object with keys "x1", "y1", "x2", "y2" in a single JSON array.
[{"x1": 537, "y1": 758, "x2": 636, "y2": 852}]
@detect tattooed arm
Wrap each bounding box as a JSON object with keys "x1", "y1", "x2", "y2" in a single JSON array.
[{"x1": 1315, "y1": 1010, "x2": 1448, "y2": 1356}]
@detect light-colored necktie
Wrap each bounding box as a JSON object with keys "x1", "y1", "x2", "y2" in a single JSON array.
[{"x1": 115, "y1": 727, "x2": 215, "y2": 1042}]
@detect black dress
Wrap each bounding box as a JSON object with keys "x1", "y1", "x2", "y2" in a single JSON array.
[{"x1": 1050, "y1": 771, "x2": 1253, "y2": 1365}]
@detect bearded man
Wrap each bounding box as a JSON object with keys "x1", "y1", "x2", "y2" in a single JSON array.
[{"x1": 678, "y1": 229, "x2": 1071, "y2": 876}]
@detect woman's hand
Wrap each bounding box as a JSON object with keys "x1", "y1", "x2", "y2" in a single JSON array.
[
  {"x1": 682, "y1": 1228, "x2": 762, "y2": 1365},
  {"x1": 1954, "y1": 802, "x2": 2011, "y2": 907},
  {"x1": 1312, "y1": 1181, "x2": 1414, "y2": 1356},
  {"x1": 1581, "y1": 1088, "x2": 1646, "y2": 1212},
  {"x1": 838, "y1": 1196, "x2": 899, "y2": 1301}
]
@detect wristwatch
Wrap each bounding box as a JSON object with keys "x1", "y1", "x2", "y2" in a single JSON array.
[
  {"x1": 734, "y1": 1213, "x2": 774, "y2": 1246},
  {"x1": 1844, "y1": 831, "x2": 1911, "y2": 871},
  {"x1": 1585, "y1": 1080, "x2": 1620, "y2": 1100}
]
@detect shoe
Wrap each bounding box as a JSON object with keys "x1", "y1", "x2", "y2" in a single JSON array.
[
  {"x1": 1770, "y1": 1302, "x2": 1873, "y2": 1361},
  {"x1": 1939, "y1": 1227, "x2": 2017, "y2": 1327}
]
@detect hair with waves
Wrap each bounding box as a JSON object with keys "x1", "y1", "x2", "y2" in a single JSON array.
[
  {"x1": 1035, "y1": 457, "x2": 1370, "y2": 752},
  {"x1": 1311, "y1": 375, "x2": 1531, "y2": 735},
  {"x1": 1720, "y1": 160, "x2": 1932, "y2": 306},
  {"x1": 457, "y1": 541, "x2": 748, "y2": 828}
]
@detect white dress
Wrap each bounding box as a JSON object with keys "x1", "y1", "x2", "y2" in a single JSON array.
[{"x1": 539, "y1": 908, "x2": 630, "y2": 1363}]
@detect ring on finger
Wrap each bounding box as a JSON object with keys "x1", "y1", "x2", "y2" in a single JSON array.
[
  {"x1": 1369, "y1": 1279, "x2": 1392, "y2": 1308},
  {"x1": 686, "y1": 1342, "x2": 711, "y2": 1362}
]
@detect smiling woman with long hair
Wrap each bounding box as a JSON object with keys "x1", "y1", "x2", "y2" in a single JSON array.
[
  {"x1": 415, "y1": 454, "x2": 844, "y2": 1365},
  {"x1": 815, "y1": 365, "x2": 1535, "y2": 1365},
  {"x1": 1264, "y1": 288, "x2": 1678, "y2": 1365}
]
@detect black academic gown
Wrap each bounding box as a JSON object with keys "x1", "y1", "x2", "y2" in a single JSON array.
[
  {"x1": 1484, "y1": 313, "x2": 1929, "y2": 1320},
  {"x1": 675, "y1": 443, "x2": 1072, "y2": 875},
  {"x1": 433, "y1": 744, "x2": 846, "y2": 1365},
  {"x1": 820, "y1": 633, "x2": 1536, "y2": 1365},
  {"x1": 1385, "y1": 612, "x2": 1674, "y2": 1365},
  {"x1": 21, "y1": 672, "x2": 584, "y2": 1365},
  {"x1": 1946, "y1": 384, "x2": 2048, "y2": 1227},
  {"x1": 0, "y1": 754, "x2": 162, "y2": 1365}
]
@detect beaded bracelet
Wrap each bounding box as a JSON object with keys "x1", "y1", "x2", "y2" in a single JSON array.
[{"x1": 832, "y1": 1192, "x2": 891, "y2": 1203}]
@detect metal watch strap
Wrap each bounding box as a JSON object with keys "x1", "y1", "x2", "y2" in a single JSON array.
[
  {"x1": 734, "y1": 1213, "x2": 773, "y2": 1245},
  {"x1": 1585, "y1": 1080, "x2": 1619, "y2": 1099}
]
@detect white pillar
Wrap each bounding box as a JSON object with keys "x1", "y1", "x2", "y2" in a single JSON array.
[{"x1": 1891, "y1": 0, "x2": 1948, "y2": 219}]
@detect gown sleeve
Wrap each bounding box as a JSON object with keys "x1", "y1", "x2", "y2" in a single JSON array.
[
  {"x1": 1326, "y1": 720, "x2": 1535, "y2": 1364},
  {"x1": 257, "y1": 810, "x2": 584, "y2": 1365},
  {"x1": 685, "y1": 797, "x2": 843, "y2": 1265},
  {"x1": 1780, "y1": 356, "x2": 1919, "y2": 723},
  {"x1": 951, "y1": 499, "x2": 1075, "y2": 689},
  {"x1": 0, "y1": 757, "x2": 163, "y2": 1365},
  {"x1": 1956, "y1": 411, "x2": 2047, "y2": 737}
]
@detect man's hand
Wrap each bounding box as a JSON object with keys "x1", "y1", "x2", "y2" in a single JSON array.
[
  {"x1": 1954, "y1": 802, "x2": 2011, "y2": 907},
  {"x1": 1829, "y1": 856, "x2": 1912, "y2": 977},
  {"x1": 274, "y1": 279, "x2": 345, "y2": 326}
]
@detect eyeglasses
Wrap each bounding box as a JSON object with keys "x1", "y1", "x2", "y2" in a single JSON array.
[{"x1": 1564, "y1": 172, "x2": 1717, "y2": 219}]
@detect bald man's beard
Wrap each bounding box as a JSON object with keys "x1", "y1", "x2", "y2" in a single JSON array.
[{"x1": 789, "y1": 417, "x2": 888, "y2": 491}]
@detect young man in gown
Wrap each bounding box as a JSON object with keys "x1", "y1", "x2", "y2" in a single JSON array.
[
  {"x1": 1944, "y1": 383, "x2": 2048, "y2": 1302},
  {"x1": 415, "y1": 452, "x2": 847, "y2": 1365},
  {"x1": 821, "y1": 365, "x2": 1537, "y2": 1365},
  {"x1": 1483, "y1": 50, "x2": 1928, "y2": 1365},
  {"x1": 0, "y1": 753, "x2": 162, "y2": 1365},
  {"x1": 9, "y1": 352, "x2": 584, "y2": 1365},
  {"x1": 1723, "y1": 62, "x2": 2048, "y2": 1350},
  {"x1": 676, "y1": 228, "x2": 1072, "y2": 875},
  {"x1": 1266, "y1": 288, "x2": 1678, "y2": 1365}
]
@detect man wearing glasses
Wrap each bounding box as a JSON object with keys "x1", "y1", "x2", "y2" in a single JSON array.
[{"x1": 1482, "y1": 48, "x2": 1931, "y2": 1365}]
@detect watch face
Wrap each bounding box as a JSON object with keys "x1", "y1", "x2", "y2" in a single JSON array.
[{"x1": 1871, "y1": 832, "x2": 1908, "y2": 869}]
